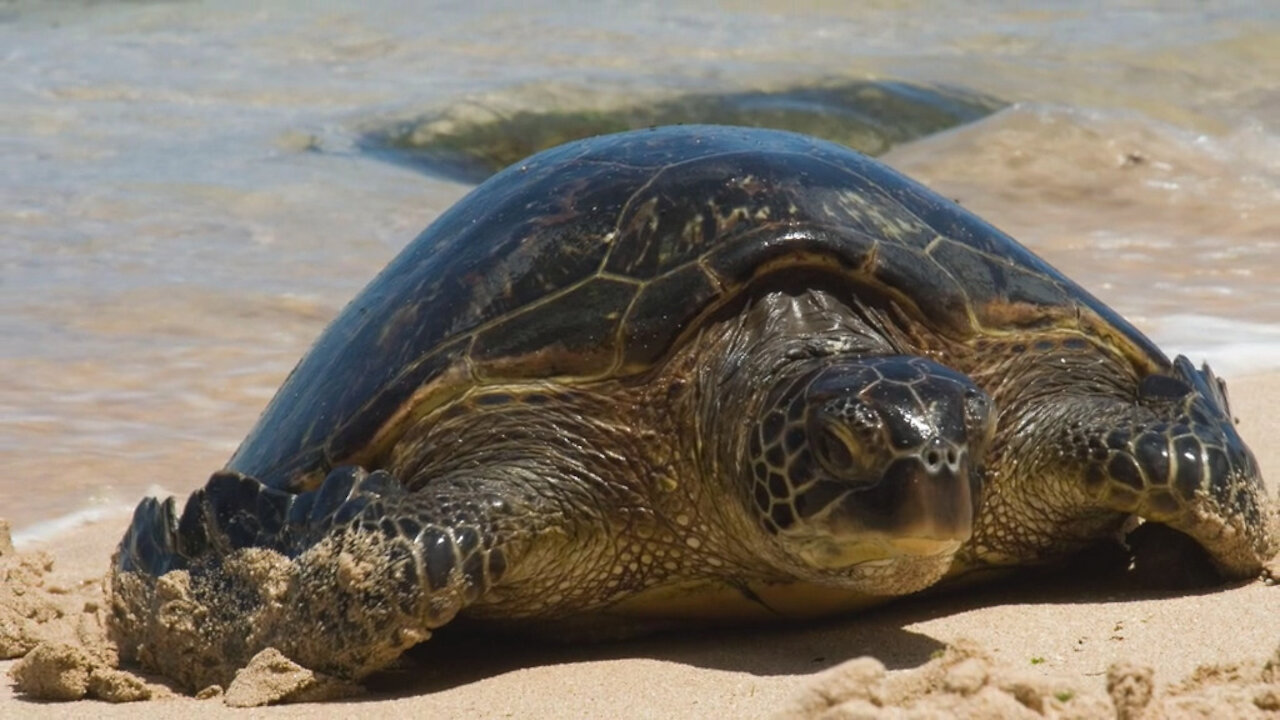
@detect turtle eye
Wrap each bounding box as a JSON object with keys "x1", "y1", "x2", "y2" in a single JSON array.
[
  {"x1": 814, "y1": 424, "x2": 855, "y2": 474},
  {"x1": 810, "y1": 415, "x2": 884, "y2": 484}
]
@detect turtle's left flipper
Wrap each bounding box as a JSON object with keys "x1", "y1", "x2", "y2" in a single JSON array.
[
  {"x1": 970, "y1": 355, "x2": 1276, "y2": 583},
  {"x1": 1146, "y1": 357, "x2": 1278, "y2": 576},
  {"x1": 1074, "y1": 357, "x2": 1272, "y2": 579}
]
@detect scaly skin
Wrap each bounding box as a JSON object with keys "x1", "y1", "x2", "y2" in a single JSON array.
[
  {"x1": 107, "y1": 123, "x2": 1276, "y2": 691},
  {"x1": 962, "y1": 340, "x2": 1272, "y2": 578},
  {"x1": 110, "y1": 286, "x2": 1274, "y2": 690},
  {"x1": 110, "y1": 288, "x2": 984, "y2": 684}
]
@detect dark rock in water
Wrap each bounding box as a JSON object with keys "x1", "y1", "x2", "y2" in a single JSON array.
[{"x1": 360, "y1": 80, "x2": 1005, "y2": 183}]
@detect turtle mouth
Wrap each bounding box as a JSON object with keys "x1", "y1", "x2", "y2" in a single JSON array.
[
  {"x1": 788, "y1": 446, "x2": 981, "y2": 570},
  {"x1": 793, "y1": 532, "x2": 964, "y2": 571}
]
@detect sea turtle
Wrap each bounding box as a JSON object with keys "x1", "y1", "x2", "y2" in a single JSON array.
[{"x1": 110, "y1": 125, "x2": 1274, "y2": 691}]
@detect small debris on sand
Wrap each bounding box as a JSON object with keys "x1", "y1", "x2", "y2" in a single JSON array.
[
  {"x1": 775, "y1": 639, "x2": 1109, "y2": 719},
  {"x1": 1, "y1": 518, "x2": 163, "y2": 702},
  {"x1": 778, "y1": 638, "x2": 1280, "y2": 719},
  {"x1": 224, "y1": 648, "x2": 364, "y2": 707}
]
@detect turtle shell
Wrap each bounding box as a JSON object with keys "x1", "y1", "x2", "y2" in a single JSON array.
[{"x1": 228, "y1": 125, "x2": 1168, "y2": 490}]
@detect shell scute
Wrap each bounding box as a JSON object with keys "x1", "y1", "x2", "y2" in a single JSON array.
[
  {"x1": 621, "y1": 263, "x2": 722, "y2": 373},
  {"x1": 472, "y1": 276, "x2": 640, "y2": 380},
  {"x1": 227, "y1": 125, "x2": 1167, "y2": 490}
]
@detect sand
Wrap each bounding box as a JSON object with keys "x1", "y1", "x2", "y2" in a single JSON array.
[{"x1": 4, "y1": 372, "x2": 1280, "y2": 719}]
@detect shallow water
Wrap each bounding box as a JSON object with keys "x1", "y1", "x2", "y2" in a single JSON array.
[{"x1": 2, "y1": 0, "x2": 1278, "y2": 539}]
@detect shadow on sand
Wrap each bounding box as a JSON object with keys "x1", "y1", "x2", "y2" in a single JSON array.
[{"x1": 355, "y1": 535, "x2": 1232, "y2": 700}]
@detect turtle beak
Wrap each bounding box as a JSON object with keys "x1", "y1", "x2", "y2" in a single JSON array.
[
  {"x1": 791, "y1": 439, "x2": 981, "y2": 568},
  {"x1": 875, "y1": 438, "x2": 981, "y2": 549}
]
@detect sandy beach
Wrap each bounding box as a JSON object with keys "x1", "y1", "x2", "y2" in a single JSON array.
[
  {"x1": 4, "y1": 3, "x2": 1279, "y2": 718},
  {"x1": 4, "y1": 374, "x2": 1278, "y2": 718}
]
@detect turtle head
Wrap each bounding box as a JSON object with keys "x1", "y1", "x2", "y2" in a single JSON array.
[{"x1": 748, "y1": 355, "x2": 993, "y2": 590}]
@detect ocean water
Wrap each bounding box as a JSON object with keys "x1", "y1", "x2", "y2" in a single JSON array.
[{"x1": 2, "y1": 0, "x2": 1278, "y2": 542}]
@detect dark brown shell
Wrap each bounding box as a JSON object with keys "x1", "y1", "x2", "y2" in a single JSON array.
[{"x1": 229, "y1": 125, "x2": 1167, "y2": 489}]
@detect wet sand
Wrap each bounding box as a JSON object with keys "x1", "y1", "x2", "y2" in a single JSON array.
[{"x1": 4, "y1": 373, "x2": 1279, "y2": 718}]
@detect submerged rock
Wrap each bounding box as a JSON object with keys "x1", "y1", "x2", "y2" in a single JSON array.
[{"x1": 360, "y1": 79, "x2": 1004, "y2": 182}]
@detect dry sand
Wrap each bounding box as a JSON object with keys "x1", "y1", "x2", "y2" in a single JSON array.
[{"x1": 4, "y1": 373, "x2": 1280, "y2": 719}]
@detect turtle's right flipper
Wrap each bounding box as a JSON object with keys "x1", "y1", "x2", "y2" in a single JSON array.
[
  {"x1": 115, "y1": 495, "x2": 189, "y2": 576},
  {"x1": 113, "y1": 467, "x2": 398, "y2": 576},
  {"x1": 109, "y1": 466, "x2": 514, "y2": 689}
]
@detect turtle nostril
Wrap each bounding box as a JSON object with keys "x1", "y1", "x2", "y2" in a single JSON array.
[{"x1": 919, "y1": 443, "x2": 963, "y2": 474}]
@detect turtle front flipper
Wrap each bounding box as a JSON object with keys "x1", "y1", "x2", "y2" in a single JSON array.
[
  {"x1": 977, "y1": 355, "x2": 1275, "y2": 581},
  {"x1": 110, "y1": 466, "x2": 514, "y2": 691},
  {"x1": 114, "y1": 468, "x2": 389, "y2": 577},
  {"x1": 1112, "y1": 356, "x2": 1276, "y2": 577}
]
